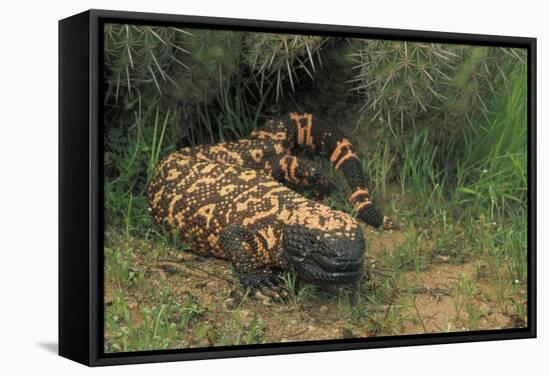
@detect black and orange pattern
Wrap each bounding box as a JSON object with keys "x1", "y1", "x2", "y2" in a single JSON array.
[
  {"x1": 148, "y1": 112, "x2": 390, "y2": 294},
  {"x1": 284, "y1": 112, "x2": 390, "y2": 228}
]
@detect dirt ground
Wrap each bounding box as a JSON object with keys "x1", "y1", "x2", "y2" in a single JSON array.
[{"x1": 104, "y1": 222, "x2": 526, "y2": 349}]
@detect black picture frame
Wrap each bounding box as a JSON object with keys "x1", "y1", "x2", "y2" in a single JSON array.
[{"x1": 59, "y1": 8, "x2": 537, "y2": 367}]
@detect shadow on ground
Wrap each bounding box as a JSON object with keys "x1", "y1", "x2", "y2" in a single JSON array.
[{"x1": 37, "y1": 341, "x2": 58, "y2": 355}]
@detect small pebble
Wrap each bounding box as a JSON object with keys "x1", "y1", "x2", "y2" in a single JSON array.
[{"x1": 223, "y1": 297, "x2": 237, "y2": 310}]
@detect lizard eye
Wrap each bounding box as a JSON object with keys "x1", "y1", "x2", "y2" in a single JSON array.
[{"x1": 308, "y1": 238, "x2": 316, "y2": 247}]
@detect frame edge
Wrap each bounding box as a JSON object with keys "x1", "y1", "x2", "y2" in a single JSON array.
[{"x1": 59, "y1": 10, "x2": 93, "y2": 366}]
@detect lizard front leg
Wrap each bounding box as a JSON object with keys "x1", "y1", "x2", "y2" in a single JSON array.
[{"x1": 220, "y1": 224, "x2": 288, "y2": 300}]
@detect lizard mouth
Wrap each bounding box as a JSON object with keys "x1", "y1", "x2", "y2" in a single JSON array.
[{"x1": 285, "y1": 254, "x2": 364, "y2": 285}]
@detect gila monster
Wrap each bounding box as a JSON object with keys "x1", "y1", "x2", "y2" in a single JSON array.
[{"x1": 148, "y1": 112, "x2": 392, "y2": 297}]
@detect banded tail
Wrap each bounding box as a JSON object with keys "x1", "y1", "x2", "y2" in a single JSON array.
[{"x1": 286, "y1": 112, "x2": 393, "y2": 229}]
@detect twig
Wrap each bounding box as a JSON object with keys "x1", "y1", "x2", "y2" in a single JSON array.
[
  {"x1": 286, "y1": 327, "x2": 309, "y2": 338},
  {"x1": 156, "y1": 260, "x2": 236, "y2": 285}
]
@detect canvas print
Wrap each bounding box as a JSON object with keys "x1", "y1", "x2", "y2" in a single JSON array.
[{"x1": 102, "y1": 23, "x2": 528, "y2": 353}]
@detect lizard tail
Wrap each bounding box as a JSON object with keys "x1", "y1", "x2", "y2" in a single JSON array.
[{"x1": 287, "y1": 112, "x2": 385, "y2": 228}]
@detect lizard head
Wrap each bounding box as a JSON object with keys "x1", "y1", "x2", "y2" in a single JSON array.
[{"x1": 282, "y1": 202, "x2": 365, "y2": 285}]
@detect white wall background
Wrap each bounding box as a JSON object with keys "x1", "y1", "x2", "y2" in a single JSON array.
[{"x1": 0, "y1": 0, "x2": 546, "y2": 374}]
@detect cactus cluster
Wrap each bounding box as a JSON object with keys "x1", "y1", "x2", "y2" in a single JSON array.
[
  {"x1": 348, "y1": 39, "x2": 526, "y2": 137},
  {"x1": 103, "y1": 23, "x2": 526, "y2": 181},
  {"x1": 104, "y1": 25, "x2": 328, "y2": 139}
]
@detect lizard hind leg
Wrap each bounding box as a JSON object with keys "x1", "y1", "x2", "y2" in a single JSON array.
[{"x1": 220, "y1": 224, "x2": 288, "y2": 301}]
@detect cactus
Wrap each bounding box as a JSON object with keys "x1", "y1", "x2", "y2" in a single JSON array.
[
  {"x1": 104, "y1": 24, "x2": 242, "y2": 105},
  {"x1": 104, "y1": 24, "x2": 245, "y2": 145},
  {"x1": 243, "y1": 33, "x2": 326, "y2": 101},
  {"x1": 440, "y1": 46, "x2": 526, "y2": 130},
  {"x1": 348, "y1": 39, "x2": 526, "y2": 138},
  {"x1": 348, "y1": 40, "x2": 459, "y2": 134},
  {"x1": 167, "y1": 29, "x2": 242, "y2": 103},
  {"x1": 104, "y1": 24, "x2": 193, "y2": 102}
]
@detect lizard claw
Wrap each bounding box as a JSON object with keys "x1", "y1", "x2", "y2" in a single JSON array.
[
  {"x1": 241, "y1": 271, "x2": 289, "y2": 303},
  {"x1": 382, "y1": 215, "x2": 399, "y2": 230}
]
